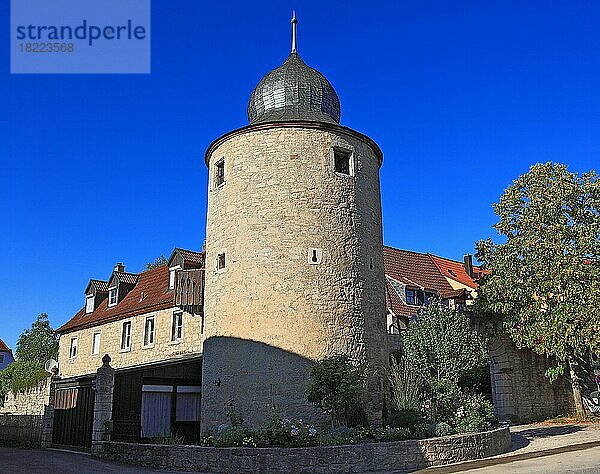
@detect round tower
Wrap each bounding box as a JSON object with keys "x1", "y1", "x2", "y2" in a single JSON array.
[{"x1": 201, "y1": 15, "x2": 387, "y2": 431}]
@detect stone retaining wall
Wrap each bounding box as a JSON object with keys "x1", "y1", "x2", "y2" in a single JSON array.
[
  {"x1": 96, "y1": 426, "x2": 511, "y2": 473},
  {"x1": 0, "y1": 414, "x2": 42, "y2": 446},
  {"x1": 0, "y1": 378, "x2": 51, "y2": 415},
  {"x1": 489, "y1": 337, "x2": 574, "y2": 423}
]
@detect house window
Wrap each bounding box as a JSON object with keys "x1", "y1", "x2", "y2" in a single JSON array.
[
  {"x1": 0, "y1": 354, "x2": 3, "y2": 364},
  {"x1": 108, "y1": 288, "x2": 118, "y2": 306},
  {"x1": 214, "y1": 159, "x2": 225, "y2": 188},
  {"x1": 121, "y1": 321, "x2": 132, "y2": 351},
  {"x1": 169, "y1": 266, "x2": 180, "y2": 290},
  {"x1": 69, "y1": 337, "x2": 78, "y2": 358},
  {"x1": 171, "y1": 312, "x2": 183, "y2": 342},
  {"x1": 406, "y1": 289, "x2": 425, "y2": 305},
  {"x1": 424, "y1": 292, "x2": 436, "y2": 306},
  {"x1": 334, "y1": 148, "x2": 352, "y2": 175},
  {"x1": 91, "y1": 332, "x2": 101, "y2": 355},
  {"x1": 85, "y1": 295, "x2": 94, "y2": 313},
  {"x1": 216, "y1": 252, "x2": 226, "y2": 271},
  {"x1": 144, "y1": 316, "x2": 155, "y2": 347}
]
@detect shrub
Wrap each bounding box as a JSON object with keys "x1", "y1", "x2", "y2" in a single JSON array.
[
  {"x1": 402, "y1": 303, "x2": 489, "y2": 424},
  {"x1": 429, "y1": 421, "x2": 454, "y2": 437},
  {"x1": 454, "y1": 393, "x2": 496, "y2": 433},
  {"x1": 316, "y1": 426, "x2": 364, "y2": 446},
  {"x1": 371, "y1": 426, "x2": 412, "y2": 442},
  {"x1": 306, "y1": 355, "x2": 366, "y2": 428},
  {"x1": 212, "y1": 424, "x2": 255, "y2": 447},
  {"x1": 255, "y1": 412, "x2": 318, "y2": 447}
]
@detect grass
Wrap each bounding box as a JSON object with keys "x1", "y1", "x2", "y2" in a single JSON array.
[{"x1": 542, "y1": 414, "x2": 600, "y2": 424}]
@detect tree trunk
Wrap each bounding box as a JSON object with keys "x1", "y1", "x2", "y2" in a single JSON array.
[{"x1": 568, "y1": 357, "x2": 585, "y2": 416}]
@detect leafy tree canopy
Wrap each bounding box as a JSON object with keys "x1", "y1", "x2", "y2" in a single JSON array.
[
  {"x1": 403, "y1": 302, "x2": 488, "y2": 389},
  {"x1": 145, "y1": 255, "x2": 168, "y2": 270},
  {"x1": 15, "y1": 313, "x2": 58, "y2": 364},
  {"x1": 401, "y1": 302, "x2": 489, "y2": 422},
  {"x1": 475, "y1": 162, "x2": 599, "y2": 413}
]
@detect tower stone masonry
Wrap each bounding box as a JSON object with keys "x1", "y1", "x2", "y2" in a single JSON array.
[{"x1": 200, "y1": 17, "x2": 388, "y2": 432}]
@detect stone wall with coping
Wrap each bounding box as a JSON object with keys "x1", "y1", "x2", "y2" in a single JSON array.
[
  {"x1": 489, "y1": 336, "x2": 574, "y2": 422},
  {"x1": 58, "y1": 307, "x2": 202, "y2": 378},
  {"x1": 96, "y1": 426, "x2": 511, "y2": 473},
  {"x1": 0, "y1": 377, "x2": 51, "y2": 415}
]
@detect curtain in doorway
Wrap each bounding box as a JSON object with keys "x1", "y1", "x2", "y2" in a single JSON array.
[{"x1": 141, "y1": 385, "x2": 172, "y2": 438}]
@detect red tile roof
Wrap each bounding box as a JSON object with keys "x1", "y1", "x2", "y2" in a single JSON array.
[
  {"x1": 429, "y1": 254, "x2": 487, "y2": 290},
  {"x1": 58, "y1": 266, "x2": 175, "y2": 334},
  {"x1": 0, "y1": 339, "x2": 11, "y2": 353},
  {"x1": 383, "y1": 246, "x2": 479, "y2": 318},
  {"x1": 383, "y1": 246, "x2": 455, "y2": 294},
  {"x1": 176, "y1": 248, "x2": 205, "y2": 266}
]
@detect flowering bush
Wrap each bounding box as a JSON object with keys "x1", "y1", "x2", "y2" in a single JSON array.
[
  {"x1": 255, "y1": 413, "x2": 318, "y2": 447},
  {"x1": 454, "y1": 394, "x2": 496, "y2": 433}
]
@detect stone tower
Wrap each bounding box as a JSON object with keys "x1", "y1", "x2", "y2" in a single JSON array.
[{"x1": 201, "y1": 14, "x2": 387, "y2": 432}]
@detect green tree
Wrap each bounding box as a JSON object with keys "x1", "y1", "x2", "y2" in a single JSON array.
[
  {"x1": 145, "y1": 255, "x2": 168, "y2": 270},
  {"x1": 0, "y1": 313, "x2": 57, "y2": 406},
  {"x1": 15, "y1": 313, "x2": 58, "y2": 364},
  {"x1": 306, "y1": 355, "x2": 366, "y2": 428},
  {"x1": 402, "y1": 302, "x2": 488, "y2": 422},
  {"x1": 475, "y1": 162, "x2": 600, "y2": 415}
]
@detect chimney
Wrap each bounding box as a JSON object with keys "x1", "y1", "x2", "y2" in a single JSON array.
[
  {"x1": 114, "y1": 262, "x2": 125, "y2": 273},
  {"x1": 463, "y1": 254, "x2": 473, "y2": 279}
]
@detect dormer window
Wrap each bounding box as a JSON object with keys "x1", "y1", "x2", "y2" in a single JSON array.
[
  {"x1": 85, "y1": 295, "x2": 94, "y2": 313},
  {"x1": 169, "y1": 266, "x2": 181, "y2": 290},
  {"x1": 406, "y1": 289, "x2": 425, "y2": 306},
  {"x1": 108, "y1": 288, "x2": 118, "y2": 307}
]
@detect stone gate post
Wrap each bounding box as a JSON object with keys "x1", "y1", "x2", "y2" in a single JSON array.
[
  {"x1": 40, "y1": 371, "x2": 60, "y2": 448},
  {"x1": 91, "y1": 354, "x2": 115, "y2": 456}
]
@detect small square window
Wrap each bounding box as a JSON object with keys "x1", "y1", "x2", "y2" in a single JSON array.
[
  {"x1": 92, "y1": 332, "x2": 101, "y2": 355},
  {"x1": 121, "y1": 321, "x2": 132, "y2": 351},
  {"x1": 171, "y1": 312, "x2": 183, "y2": 342},
  {"x1": 69, "y1": 337, "x2": 78, "y2": 359},
  {"x1": 214, "y1": 159, "x2": 225, "y2": 188},
  {"x1": 108, "y1": 288, "x2": 118, "y2": 306},
  {"x1": 216, "y1": 252, "x2": 226, "y2": 271},
  {"x1": 334, "y1": 149, "x2": 352, "y2": 175}
]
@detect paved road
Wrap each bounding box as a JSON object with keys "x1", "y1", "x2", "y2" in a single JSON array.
[
  {"x1": 422, "y1": 424, "x2": 600, "y2": 474},
  {"x1": 0, "y1": 447, "x2": 187, "y2": 474},
  {"x1": 463, "y1": 445, "x2": 600, "y2": 473}
]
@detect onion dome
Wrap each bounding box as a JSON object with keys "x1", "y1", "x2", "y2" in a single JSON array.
[{"x1": 247, "y1": 13, "x2": 341, "y2": 125}]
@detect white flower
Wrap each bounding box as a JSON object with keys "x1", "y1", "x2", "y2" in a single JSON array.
[
  {"x1": 308, "y1": 427, "x2": 317, "y2": 437},
  {"x1": 290, "y1": 426, "x2": 299, "y2": 437}
]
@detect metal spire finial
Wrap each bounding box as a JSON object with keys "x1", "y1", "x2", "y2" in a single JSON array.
[{"x1": 291, "y1": 11, "x2": 298, "y2": 53}]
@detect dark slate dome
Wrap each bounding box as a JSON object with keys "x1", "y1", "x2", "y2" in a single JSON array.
[{"x1": 247, "y1": 52, "x2": 341, "y2": 125}]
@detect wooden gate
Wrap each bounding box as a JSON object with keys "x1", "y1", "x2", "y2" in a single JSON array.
[{"x1": 52, "y1": 378, "x2": 95, "y2": 449}]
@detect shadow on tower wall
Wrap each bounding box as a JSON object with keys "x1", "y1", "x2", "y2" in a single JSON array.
[{"x1": 200, "y1": 336, "x2": 329, "y2": 434}]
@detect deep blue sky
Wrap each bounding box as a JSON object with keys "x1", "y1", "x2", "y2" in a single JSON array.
[{"x1": 2, "y1": 1, "x2": 599, "y2": 349}]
